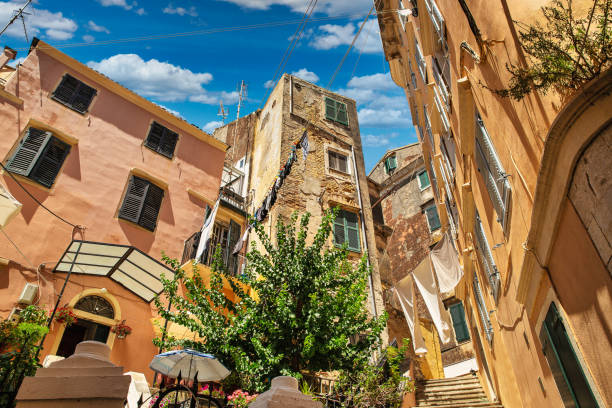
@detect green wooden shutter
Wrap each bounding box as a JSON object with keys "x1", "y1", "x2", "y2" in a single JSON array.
[
  {"x1": 450, "y1": 303, "x2": 470, "y2": 342},
  {"x1": 336, "y1": 101, "x2": 348, "y2": 125},
  {"x1": 344, "y1": 211, "x2": 361, "y2": 251},
  {"x1": 119, "y1": 176, "x2": 149, "y2": 224},
  {"x1": 139, "y1": 182, "x2": 164, "y2": 231},
  {"x1": 425, "y1": 205, "x2": 441, "y2": 231},
  {"x1": 333, "y1": 211, "x2": 346, "y2": 246},
  {"x1": 418, "y1": 170, "x2": 430, "y2": 188},
  {"x1": 30, "y1": 137, "x2": 70, "y2": 188},
  {"x1": 325, "y1": 97, "x2": 337, "y2": 121},
  {"x1": 6, "y1": 128, "x2": 52, "y2": 177}
]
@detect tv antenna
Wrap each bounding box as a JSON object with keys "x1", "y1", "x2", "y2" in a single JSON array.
[
  {"x1": 218, "y1": 101, "x2": 228, "y2": 123},
  {"x1": 0, "y1": 0, "x2": 32, "y2": 40}
]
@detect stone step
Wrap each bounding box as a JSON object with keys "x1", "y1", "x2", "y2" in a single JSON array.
[
  {"x1": 420, "y1": 383, "x2": 484, "y2": 393},
  {"x1": 417, "y1": 401, "x2": 503, "y2": 408},
  {"x1": 417, "y1": 376, "x2": 480, "y2": 386},
  {"x1": 418, "y1": 387, "x2": 486, "y2": 396}
]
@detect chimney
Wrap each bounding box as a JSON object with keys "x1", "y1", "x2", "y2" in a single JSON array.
[{"x1": 0, "y1": 46, "x2": 17, "y2": 70}]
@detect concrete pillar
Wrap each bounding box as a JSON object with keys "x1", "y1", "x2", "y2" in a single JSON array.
[
  {"x1": 249, "y1": 376, "x2": 322, "y2": 408},
  {"x1": 15, "y1": 341, "x2": 131, "y2": 408}
]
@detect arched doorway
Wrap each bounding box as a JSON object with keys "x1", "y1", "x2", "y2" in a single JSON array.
[{"x1": 55, "y1": 295, "x2": 115, "y2": 357}]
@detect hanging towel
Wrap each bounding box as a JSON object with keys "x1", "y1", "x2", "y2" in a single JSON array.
[
  {"x1": 391, "y1": 275, "x2": 428, "y2": 354},
  {"x1": 412, "y1": 256, "x2": 453, "y2": 344},
  {"x1": 430, "y1": 232, "x2": 464, "y2": 293},
  {"x1": 232, "y1": 225, "x2": 251, "y2": 255},
  {"x1": 0, "y1": 182, "x2": 22, "y2": 228},
  {"x1": 195, "y1": 198, "x2": 220, "y2": 263}
]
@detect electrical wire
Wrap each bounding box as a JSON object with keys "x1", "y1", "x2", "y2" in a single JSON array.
[
  {"x1": 259, "y1": 0, "x2": 319, "y2": 107},
  {"x1": 0, "y1": 161, "x2": 78, "y2": 228},
  {"x1": 326, "y1": 3, "x2": 377, "y2": 89},
  {"x1": 0, "y1": 225, "x2": 35, "y2": 267}
]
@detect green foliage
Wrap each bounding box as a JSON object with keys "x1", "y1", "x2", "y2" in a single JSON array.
[
  {"x1": 335, "y1": 339, "x2": 414, "y2": 408},
  {"x1": 154, "y1": 209, "x2": 387, "y2": 392},
  {"x1": 495, "y1": 0, "x2": 611, "y2": 100},
  {"x1": 19, "y1": 305, "x2": 49, "y2": 326}
]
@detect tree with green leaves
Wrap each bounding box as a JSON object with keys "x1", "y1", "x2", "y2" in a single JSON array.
[
  {"x1": 154, "y1": 209, "x2": 387, "y2": 392},
  {"x1": 494, "y1": 0, "x2": 611, "y2": 100}
]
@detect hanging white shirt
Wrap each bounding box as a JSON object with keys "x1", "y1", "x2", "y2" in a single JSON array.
[
  {"x1": 391, "y1": 274, "x2": 428, "y2": 355},
  {"x1": 0, "y1": 182, "x2": 22, "y2": 228}
]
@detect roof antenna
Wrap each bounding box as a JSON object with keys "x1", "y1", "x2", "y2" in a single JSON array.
[
  {"x1": 0, "y1": 0, "x2": 32, "y2": 38},
  {"x1": 218, "y1": 101, "x2": 228, "y2": 124}
]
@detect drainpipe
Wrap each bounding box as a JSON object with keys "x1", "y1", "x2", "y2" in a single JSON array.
[{"x1": 351, "y1": 146, "x2": 378, "y2": 318}]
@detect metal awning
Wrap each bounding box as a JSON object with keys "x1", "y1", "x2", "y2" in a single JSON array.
[{"x1": 54, "y1": 240, "x2": 174, "y2": 302}]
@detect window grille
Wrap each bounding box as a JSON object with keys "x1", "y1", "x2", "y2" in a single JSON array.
[
  {"x1": 74, "y1": 296, "x2": 114, "y2": 319},
  {"x1": 474, "y1": 112, "x2": 511, "y2": 231},
  {"x1": 474, "y1": 212, "x2": 500, "y2": 303}
]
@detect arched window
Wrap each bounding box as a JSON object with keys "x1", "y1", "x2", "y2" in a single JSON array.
[{"x1": 74, "y1": 295, "x2": 114, "y2": 319}]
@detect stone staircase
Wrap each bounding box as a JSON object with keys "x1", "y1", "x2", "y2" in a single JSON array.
[{"x1": 415, "y1": 373, "x2": 503, "y2": 408}]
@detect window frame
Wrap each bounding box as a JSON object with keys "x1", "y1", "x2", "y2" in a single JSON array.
[
  {"x1": 473, "y1": 268, "x2": 494, "y2": 343},
  {"x1": 4, "y1": 126, "x2": 71, "y2": 189},
  {"x1": 417, "y1": 170, "x2": 431, "y2": 190},
  {"x1": 384, "y1": 155, "x2": 398, "y2": 174},
  {"x1": 327, "y1": 149, "x2": 350, "y2": 175},
  {"x1": 449, "y1": 302, "x2": 470, "y2": 343},
  {"x1": 474, "y1": 212, "x2": 501, "y2": 303},
  {"x1": 144, "y1": 121, "x2": 180, "y2": 159},
  {"x1": 118, "y1": 175, "x2": 165, "y2": 232},
  {"x1": 324, "y1": 97, "x2": 349, "y2": 126},
  {"x1": 333, "y1": 209, "x2": 361, "y2": 252},
  {"x1": 424, "y1": 203, "x2": 441, "y2": 232},
  {"x1": 51, "y1": 73, "x2": 97, "y2": 114}
]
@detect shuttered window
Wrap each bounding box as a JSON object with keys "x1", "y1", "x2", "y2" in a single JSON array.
[
  {"x1": 225, "y1": 219, "x2": 241, "y2": 276},
  {"x1": 333, "y1": 209, "x2": 361, "y2": 252},
  {"x1": 449, "y1": 302, "x2": 470, "y2": 343},
  {"x1": 51, "y1": 74, "x2": 97, "y2": 114},
  {"x1": 384, "y1": 155, "x2": 397, "y2": 174},
  {"x1": 328, "y1": 150, "x2": 349, "y2": 174},
  {"x1": 473, "y1": 270, "x2": 494, "y2": 343},
  {"x1": 474, "y1": 212, "x2": 500, "y2": 303},
  {"x1": 415, "y1": 39, "x2": 427, "y2": 83},
  {"x1": 325, "y1": 97, "x2": 349, "y2": 126},
  {"x1": 418, "y1": 170, "x2": 430, "y2": 189},
  {"x1": 118, "y1": 176, "x2": 164, "y2": 231},
  {"x1": 474, "y1": 112, "x2": 511, "y2": 232},
  {"x1": 425, "y1": 204, "x2": 441, "y2": 232},
  {"x1": 145, "y1": 122, "x2": 179, "y2": 158},
  {"x1": 6, "y1": 127, "x2": 70, "y2": 188}
]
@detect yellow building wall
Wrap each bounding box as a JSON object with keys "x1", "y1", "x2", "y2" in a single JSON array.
[{"x1": 416, "y1": 320, "x2": 444, "y2": 379}]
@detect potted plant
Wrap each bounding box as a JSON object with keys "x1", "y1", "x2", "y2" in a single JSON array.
[
  {"x1": 227, "y1": 389, "x2": 258, "y2": 407},
  {"x1": 111, "y1": 320, "x2": 132, "y2": 339},
  {"x1": 55, "y1": 306, "x2": 77, "y2": 326}
]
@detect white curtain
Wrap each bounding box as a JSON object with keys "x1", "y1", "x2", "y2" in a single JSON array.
[
  {"x1": 412, "y1": 256, "x2": 453, "y2": 344},
  {"x1": 0, "y1": 182, "x2": 21, "y2": 228},
  {"x1": 430, "y1": 232, "x2": 463, "y2": 293},
  {"x1": 391, "y1": 274, "x2": 427, "y2": 354},
  {"x1": 195, "y1": 198, "x2": 220, "y2": 262}
]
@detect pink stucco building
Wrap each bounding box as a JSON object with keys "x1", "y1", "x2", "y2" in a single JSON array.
[{"x1": 0, "y1": 39, "x2": 226, "y2": 380}]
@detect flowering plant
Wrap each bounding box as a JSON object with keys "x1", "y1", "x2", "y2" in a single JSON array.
[
  {"x1": 227, "y1": 389, "x2": 258, "y2": 407},
  {"x1": 55, "y1": 306, "x2": 77, "y2": 326},
  {"x1": 198, "y1": 383, "x2": 226, "y2": 399},
  {"x1": 148, "y1": 395, "x2": 169, "y2": 408},
  {"x1": 111, "y1": 320, "x2": 132, "y2": 338}
]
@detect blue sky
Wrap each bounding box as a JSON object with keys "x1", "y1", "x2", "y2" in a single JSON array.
[{"x1": 1, "y1": 0, "x2": 417, "y2": 172}]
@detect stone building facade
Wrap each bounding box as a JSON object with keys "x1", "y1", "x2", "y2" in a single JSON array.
[
  {"x1": 376, "y1": 0, "x2": 612, "y2": 406},
  {"x1": 213, "y1": 74, "x2": 386, "y2": 329}
]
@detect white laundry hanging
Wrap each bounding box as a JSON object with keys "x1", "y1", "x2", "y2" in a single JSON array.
[
  {"x1": 430, "y1": 232, "x2": 464, "y2": 293},
  {"x1": 391, "y1": 274, "x2": 428, "y2": 354},
  {"x1": 0, "y1": 181, "x2": 22, "y2": 228}
]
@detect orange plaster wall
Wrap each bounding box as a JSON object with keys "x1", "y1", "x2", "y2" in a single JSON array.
[
  {"x1": 547, "y1": 201, "x2": 612, "y2": 406},
  {"x1": 0, "y1": 48, "x2": 225, "y2": 378}
]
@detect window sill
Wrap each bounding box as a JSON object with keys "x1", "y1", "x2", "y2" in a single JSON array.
[{"x1": 117, "y1": 216, "x2": 156, "y2": 233}]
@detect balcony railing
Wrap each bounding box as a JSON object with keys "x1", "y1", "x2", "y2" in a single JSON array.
[{"x1": 181, "y1": 222, "x2": 242, "y2": 276}]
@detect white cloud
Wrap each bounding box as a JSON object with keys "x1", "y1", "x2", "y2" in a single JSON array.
[
  {"x1": 157, "y1": 104, "x2": 184, "y2": 119},
  {"x1": 7, "y1": 57, "x2": 25, "y2": 67},
  {"x1": 0, "y1": 2, "x2": 77, "y2": 41},
  {"x1": 135, "y1": 8, "x2": 146, "y2": 15},
  {"x1": 217, "y1": 0, "x2": 372, "y2": 15},
  {"x1": 311, "y1": 19, "x2": 381, "y2": 54},
  {"x1": 97, "y1": 0, "x2": 134, "y2": 10},
  {"x1": 88, "y1": 20, "x2": 110, "y2": 34},
  {"x1": 83, "y1": 35, "x2": 95, "y2": 43},
  {"x1": 87, "y1": 54, "x2": 237, "y2": 105},
  {"x1": 363, "y1": 134, "x2": 391, "y2": 147},
  {"x1": 264, "y1": 80, "x2": 276, "y2": 89},
  {"x1": 358, "y1": 108, "x2": 411, "y2": 127},
  {"x1": 291, "y1": 68, "x2": 319, "y2": 83},
  {"x1": 347, "y1": 73, "x2": 396, "y2": 91},
  {"x1": 163, "y1": 4, "x2": 198, "y2": 16},
  {"x1": 203, "y1": 120, "x2": 224, "y2": 133}
]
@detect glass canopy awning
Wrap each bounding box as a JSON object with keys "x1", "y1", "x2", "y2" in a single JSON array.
[{"x1": 54, "y1": 240, "x2": 175, "y2": 302}]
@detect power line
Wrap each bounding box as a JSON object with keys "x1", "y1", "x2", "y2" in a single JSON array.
[
  {"x1": 0, "y1": 162, "x2": 78, "y2": 228},
  {"x1": 326, "y1": 3, "x2": 377, "y2": 89}
]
